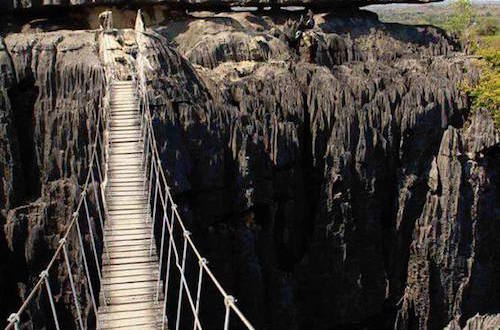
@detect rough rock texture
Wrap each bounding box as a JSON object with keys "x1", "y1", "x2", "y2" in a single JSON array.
[
  {"x1": 0, "y1": 0, "x2": 443, "y2": 12},
  {"x1": 1, "y1": 8, "x2": 499, "y2": 330},
  {"x1": 396, "y1": 109, "x2": 500, "y2": 330},
  {"x1": 129, "y1": 10, "x2": 500, "y2": 330},
  {"x1": 446, "y1": 314, "x2": 500, "y2": 330},
  {"x1": 0, "y1": 30, "x2": 106, "y2": 328}
]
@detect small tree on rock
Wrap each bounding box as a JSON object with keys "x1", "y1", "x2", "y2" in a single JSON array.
[{"x1": 446, "y1": 0, "x2": 474, "y2": 36}]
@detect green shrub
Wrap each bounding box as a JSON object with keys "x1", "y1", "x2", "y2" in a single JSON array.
[
  {"x1": 477, "y1": 18, "x2": 498, "y2": 36},
  {"x1": 446, "y1": 0, "x2": 474, "y2": 36},
  {"x1": 468, "y1": 47, "x2": 500, "y2": 128}
]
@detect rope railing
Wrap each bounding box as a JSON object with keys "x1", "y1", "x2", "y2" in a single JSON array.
[
  {"x1": 6, "y1": 25, "x2": 256, "y2": 330},
  {"x1": 136, "y1": 69, "x2": 256, "y2": 330},
  {"x1": 4, "y1": 80, "x2": 111, "y2": 330}
]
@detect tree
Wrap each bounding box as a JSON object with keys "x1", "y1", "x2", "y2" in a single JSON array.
[{"x1": 446, "y1": 0, "x2": 474, "y2": 36}]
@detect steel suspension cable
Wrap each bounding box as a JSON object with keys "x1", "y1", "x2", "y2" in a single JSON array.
[
  {"x1": 140, "y1": 103, "x2": 256, "y2": 330},
  {"x1": 5, "y1": 89, "x2": 109, "y2": 330}
]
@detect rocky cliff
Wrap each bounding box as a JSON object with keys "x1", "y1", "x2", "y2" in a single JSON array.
[
  {"x1": 0, "y1": 30, "x2": 106, "y2": 328},
  {"x1": 0, "y1": 7, "x2": 499, "y2": 330},
  {"x1": 1, "y1": 0, "x2": 442, "y2": 12}
]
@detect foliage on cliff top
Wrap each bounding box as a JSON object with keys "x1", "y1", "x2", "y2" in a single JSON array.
[
  {"x1": 469, "y1": 45, "x2": 500, "y2": 129},
  {"x1": 371, "y1": 1, "x2": 500, "y2": 32},
  {"x1": 372, "y1": 0, "x2": 499, "y2": 129},
  {"x1": 444, "y1": 0, "x2": 474, "y2": 36}
]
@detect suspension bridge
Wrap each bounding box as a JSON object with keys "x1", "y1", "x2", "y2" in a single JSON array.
[{"x1": 5, "y1": 17, "x2": 255, "y2": 330}]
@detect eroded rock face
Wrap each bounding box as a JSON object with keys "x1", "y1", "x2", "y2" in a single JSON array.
[
  {"x1": 1, "y1": 0, "x2": 443, "y2": 12},
  {"x1": 0, "y1": 8, "x2": 499, "y2": 330},
  {"x1": 446, "y1": 313, "x2": 500, "y2": 330},
  {"x1": 0, "y1": 30, "x2": 105, "y2": 328},
  {"x1": 396, "y1": 110, "x2": 500, "y2": 329},
  {"x1": 134, "y1": 10, "x2": 498, "y2": 330}
]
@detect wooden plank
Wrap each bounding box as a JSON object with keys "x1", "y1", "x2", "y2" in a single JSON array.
[
  {"x1": 107, "y1": 202, "x2": 147, "y2": 209},
  {"x1": 108, "y1": 208, "x2": 144, "y2": 214},
  {"x1": 109, "y1": 150, "x2": 143, "y2": 153},
  {"x1": 109, "y1": 137, "x2": 142, "y2": 141},
  {"x1": 105, "y1": 188, "x2": 147, "y2": 193},
  {"x1": 99, "y1": 301, "x2": 161, "y2": 314},
  {"x1": 110, "y1": 139, "x2": 142, "y2": 143},
  {"x1": 103, "y1": 245, "x2": 153, "y2": 254},
  {"x1": 107, "y1": 209, "x2": 148, "y2": 214},
  {"x1": 105, "y1": 225, "x2": 150, "y2": 233},
  {"x1": 110, "y1": 146, "x2": 142, "y2": 151},
  {"x1": 98, "y1": 308, "x2": 162, "y2": 321},
  {"x1": 108, "y1": 163, "x2": 143, "y2": 168},
  {"x1": 106, "y1": 239, "x2": 152, "y2": 248},
  {"x1": 100, "y1": 323, "x2": 161, "y2": 330},
  {"x1": 109, "y1": 156, "x2": 142, "y2": 160},
  {"x1": 107, "y1": 234, "x2": 152, "y2": 242},
  {"x1": 106, "y1": 220, "x2": 150, "y2": 227},
  {"x1": 107, "y1": 163, "x2": 143, "y2": 167},
  {"x1": 106, "y1": 248, "x2": 156, "y2": 259},
  {"x1": 105, "y1": 223, "x2": 150, "y2": 231},
  {"x1": 102, "y1": 261, "x2": 157, "y2": 274},
  {"x1": 103, "y1": 261, "x2": 157, "y2": 272},
  {"x1": 111, "y1": 116, "x2": 140, "y2": 121},
  {"x1": 102, "y1": 272, "x2": 159, "y2": 285},
  {"x1": 107, "y1": 209, "x2": 148, "y2": 215},
  {"x1": 106, "y1": 256, "x2": 158, "y2": 266},
  {"x1": 108, "y1": 147, "x2": 142, "y2": 152},
  {"x1": 111, "y1": 121, "x2": 140, "y2": 125},
  {"x1": 108, "y1": 178, "x2": 144, "y2": 183},
  {"x1": 107, "y1": 184, "x2": 146, "y2": 190},
  {"x1": 109, "y1": 126, "x2": 140, "y2": 130},
  {"x1": 107, "y1": 201, "x2": 147, "y2": 207},
  {"x1": 109, "y1": 149, "x2": 142, "y2": 153},
  {"x1": 110, "y1": 131, "x2": 141, "y2": 135},
  {"x1": 98, "y1": 316, "x2": 161, "y2": 329},
  {"x1": 104, "y1": 280, "x2": 157, "y2": 292},
  {"x1": 105, "y1": 222, "x2": 150, "y2": 229},
  {"x1": 107, "y1": 208, "x2": 148, "y2": 215},
  {"x1": 107, "y1": 184, "x2": 145, "y2": 189},
  {"x1": 105, "y1": 227, "x2": 150, "y2": 235},
  {"x1": 105, "y1": 287, "x2": 157, "y2": 298}
]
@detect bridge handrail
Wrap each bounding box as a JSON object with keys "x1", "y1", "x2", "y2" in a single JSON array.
[
  {"x1": 5, "y1": 24, "x2": 256, "y2": 330},
  {"x1": 135, "y1": 32, "x2": 255, "y2": 327},
  {"x1": 5, "y1": 74, "x2": 110, "y2": 330},
  {"x1": 145, "y1": 112, "x2": 256, "y2": 330}
]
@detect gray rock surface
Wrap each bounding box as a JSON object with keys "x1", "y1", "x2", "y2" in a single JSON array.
[
  {"x1": 0, "y1": 30, "x2": 105, "y2": 328},
  {"x1": 0, "y1": 0, "x2": 443, "y2": 11},
  {"x1": 446, "y1": 314, "x2": 500, "y2": 330},
  {"x1": 0, "y1": 8, "x2": 499, "y2": 330}
]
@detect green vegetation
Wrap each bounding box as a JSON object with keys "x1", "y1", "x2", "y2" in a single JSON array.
[
  {"x1": 445, "y1": 0, "x2": 474, "y2": 36},
  {"x1": 369, "y1": 1, "x2": 500, "y2": 33},
  {"x1": 369, "y1": 1, "x2": 500, "y2": 128},
  {"x1": 469, "y1": 46, "x2": 500, "y2": 128}
]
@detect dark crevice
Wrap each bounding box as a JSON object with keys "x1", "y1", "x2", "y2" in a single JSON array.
[
  {"x1": 298, "y1": 92, "x2": 321, "y2": 264},
  {"x1": 8, "y1": 77, "x2": 41, "y2": 205}
]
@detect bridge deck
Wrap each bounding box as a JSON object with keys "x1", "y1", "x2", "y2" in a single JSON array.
[{"x1": 97, "y1": 80, "x2": 164, "y2": 330}]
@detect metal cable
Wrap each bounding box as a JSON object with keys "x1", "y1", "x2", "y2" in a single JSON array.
[
  {"x1": 4, "y1": 93, "x2": 107, "y2": 330},
  {"x1": 137, "y1": 77, "x2": 256, "y2": 330}
]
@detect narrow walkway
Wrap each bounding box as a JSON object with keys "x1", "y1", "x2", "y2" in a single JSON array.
[{"x1": 97, "y1": 80, "x2": 163, "y2": 330}]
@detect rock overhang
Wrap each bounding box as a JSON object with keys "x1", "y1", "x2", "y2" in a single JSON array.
[{"x1": 0, "y1": 0, "x2": 443, "y2": 12}]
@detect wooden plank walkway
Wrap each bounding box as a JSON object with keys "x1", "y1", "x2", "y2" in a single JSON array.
[{"x1": 97, "y1": 80, "x2": 163, "y2": 330}]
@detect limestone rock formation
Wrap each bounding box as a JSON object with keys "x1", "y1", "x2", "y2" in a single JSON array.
[
  {"x1": 446, "y1": 314, "x2": 500, "y2": 330},
  {"x1": 0, "y1": 7, "x2": 499, "y2": 330},
  {"x1": 1, "y1": 0, "x2": 443, "y2": 12},
  {"x1": 0, "y1": 30, "x2": 106, "y2": 328}
]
